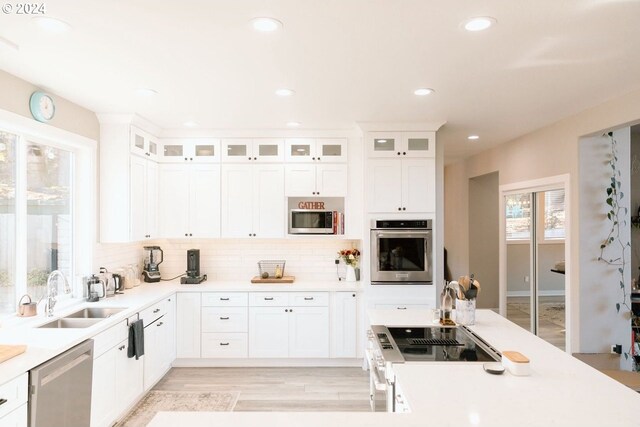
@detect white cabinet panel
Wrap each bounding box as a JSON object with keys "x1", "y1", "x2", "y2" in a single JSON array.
[
  {"x1": 249, "y1": 307, "x2": 289, "y2": 358},
  {"x1": 222, "y1": 138, "x2": 253, "y2": 162},
  {"x1": 0, "y1": 404, "x2": 27, "y2": 427},
  {"x1": 177, "y1": 293, "x2": 201, "y2": 358},
  {"x1": 331, "y1": 292, "x2": 358, "y2": 358},
  {"x1": 285, "y1": 138, "x2": 316, "y2": 162},
  {"x1": 249, "y1": 292, "x2": 290, "y2": 307},
  {"x1": 289, "y1": 292, "x2": 329, "y2": 307},
  {"x1": 116, "y1": 340, "x2": 143, "y2": 415},
  {"x1": 368, "y1": 159, "x2": 402, "y2": 213},
  {"x1": 289, "y1": 307, "x2": 329, "y2": 358},
  {"x1": 91, "y1": 347, "x2": 118, "y2": 427},
  {"x1": 254, "y1": 138, "x2": 284, "y2": 162},
  {"x1": 284, "y1": 164, "x2": 316, "y2": 196},
  {"x1": 158, "y1": 164, "x2": 189, "y2": 238},
  {"x1": 367, "y1": 132, "x2": 402, "y2": 158},
  {"x1": 202, "y1": 333, "x2": 248, "y2": 358},
  {"x1": 221, "y1": 164, "x2": 254, "y2": 237},
  {"x1": 202, "y1": 292, "x2": 248, "y2": 307},
  {"x1": 160, "y1": 138, "x2": 221, "y2": 163},
  {"x1": 166, "y1": 296, "x2": 177, "y2": 365},
  {"x1": 317, "y1": 138, "x2": 347, "y2": 163},
  {"x1": 253, "y1": 165, "x2": 285, "y2": 238},
  {"x1": 202, "y1": 307, "x2": 248, "y2": 333},
  {"x1": 368, "y1": 132, "x2": 434, "y2": 158},
  {"x1": 130, "y1": 156, "x2": 147, "y2": 241},
  {"x1": 0, "y1": 374, "x2": 27, "y2": 421},
  {"x1": 189, "y1": 165, "x2": 221, "y2": 238},
  {"x1": 316, "y1": 164, "x2": 347, "y2": 197},
  {"x1": 146, "y1": 161, "x2": 158, "y2": 237},
  {"x1": 402, "y1": 158, "x2": 435, "y2": 213}
]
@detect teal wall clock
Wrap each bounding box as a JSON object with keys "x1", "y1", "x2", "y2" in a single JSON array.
[{"x1": 29, "y1": 91, "x2": 56, "y2": 122}]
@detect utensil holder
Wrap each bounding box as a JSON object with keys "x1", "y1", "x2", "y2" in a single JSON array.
[{"x1": 455, "y1": 298, "x2": 476, "y2": 325}]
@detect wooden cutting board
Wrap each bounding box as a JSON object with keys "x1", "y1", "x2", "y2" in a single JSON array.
[
  {"x1": 251, "y1": 276, "x2": 295, "y2": 284},
  {"x1": 0, "y1": 345, "x2": 27, "y2": 363}
]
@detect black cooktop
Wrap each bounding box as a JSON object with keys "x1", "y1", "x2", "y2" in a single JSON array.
[{"x1": 387, "y1": 326, "x2": 500, "y2": 362}]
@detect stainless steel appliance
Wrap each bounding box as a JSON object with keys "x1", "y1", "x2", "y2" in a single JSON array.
[
  {"x1": 367, "y1": 325, "x2": 500, "y2": 412},
  {"x1": 143, "y1": 245, "x2": 163, "y2": 282},
  {"x1": 289, "y1": 209, "x2": 334, "y2": 234},
  {"x1": 29, "y1": 340, "x2": 94, "y2": 427},
  {"x1": 370, "y1": 219, "x2": 432, "y2": 285},
  {"x1": 181, "y1": 249, "x2": 207, "y2": 284}
]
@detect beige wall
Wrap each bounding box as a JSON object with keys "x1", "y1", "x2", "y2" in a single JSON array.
[
  {"x1": 0, "y1": 69, "x2": 99, "y2": 140},
  {"x1": 444, "y1": 88, "x2": 640, "y2": 353}
]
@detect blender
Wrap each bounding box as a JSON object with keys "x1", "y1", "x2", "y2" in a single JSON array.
[{"x1": 142, "y1": 246, "x2": 163, "y2": 283}]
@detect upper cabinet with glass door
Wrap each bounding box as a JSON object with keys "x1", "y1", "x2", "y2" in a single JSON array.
[
  {"x1": 368, "y1": 132, "x2": 435, "y2": 158},
  {"x1": 221, "y1": 138, "x2": 284, "y2": 163},
  {"x1": 130, "y1": 126, "x2": 159, "y2": 161},
  {"x1": 285, "y1": 138, "x2": 347, "y2": 163},
  {"x1": 160, "y1": 138, "x2": 221, "y2": 163}
]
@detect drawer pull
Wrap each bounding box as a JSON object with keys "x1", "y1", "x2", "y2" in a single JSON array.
[
  {"x1": 220, "y1": 342, "x2": 230, "y2": 346},
  {"x1": 220, "y1": 298, "x2": 230, "y2": 301},
  {"x1": 264, "y1": 297, "x2": 274, "y2": 301},
  {"x1": 0, "y1": 398, "x2": 7, "y2": 406},
  {"x1": 304, "y1": 297, "x2": 314, "y2": 301},
  {"x1": 397, "y1": 307, "x2": 407, "y2": 310},
  {"x1": 157, "y1": 322, "x2": 163, "y2": 327},
  {"x1": 220, "y1": 317, "x2": 230, "y2": 320},
  {"x1": 119, "y1": 345, "x2": 125, "y2": 351},
  {"x1": 153, "y1": 308, "x2": 160, "y2": 313}
]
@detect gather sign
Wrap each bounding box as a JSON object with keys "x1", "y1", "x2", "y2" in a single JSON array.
[{"x1": 297, "y1": 201, "x2": 326, "y2": 210}]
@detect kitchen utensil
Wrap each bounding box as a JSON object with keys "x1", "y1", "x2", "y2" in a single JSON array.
[
  {"x1": 143, "y1": 246, "x2": 163, "y2": 283},
  {"x1": 112, "y1": 270, "x2": 125, "y2": 294},
  {"x1": 86, "y1": 274, "x2": 106, "y2": 302},
  {"x1": 124, "y1": 265, "x2": 136, "y2": 289},
  {"x1": 17, "y1": 294, "x2": 38, "y2": 317},
  {"x1": 99, "y1": 267, "x2": 116, "y2": 297},
  {"x1": 0, "y1": 345, "x2": 26, "y2": 363},
  {"x1": 483, "y1": 362, "x2": 505, "y2": 375},
  {"x1": 251, "y1": 276, "x2": 295, "y2": 284}
]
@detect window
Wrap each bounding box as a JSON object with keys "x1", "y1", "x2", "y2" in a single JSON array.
[
  {"x1": 505, "y1": 193, "x2": 531, "y2": 241},
  {"x1": 542, "y1": 189, "x2": 565, "y2": 240},
  {"x1": 0, "y1": 114, "x2": 95, "y2": 316}
]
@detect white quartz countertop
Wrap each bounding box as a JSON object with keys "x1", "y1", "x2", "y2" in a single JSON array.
[
  {"x1": 0, "y1": 280, "x2": 361, "y2": 385},
  {"x1": 149, "y1": 309, "x2": 640, "y2": 427}
]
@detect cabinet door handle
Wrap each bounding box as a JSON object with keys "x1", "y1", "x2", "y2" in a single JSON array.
[
  {"x1": 304, "y1": 297, "x2": 314, "y2": 300},
  {"x1": 402, "y1": 207, "x2": 406, "y2": 211},
  {"x1": 352, "y1": 294, "x2": 356, "y2": 297},
  {"x1": 0, "y1": 398, "x2": 7, "y2": 406},
  {"x1": 312, "y1": 157, "x2": 316, "y2": 160},
  {"x1": 153, "y1": 308, "x2": 160, "y2": 313},
  {"x1": 157, "y1": 322, "x2": 163, "y2": 327},
  {"x1": 220, "y1": 317, "x2": 229, "y2": 320},
  {"x1": 402, "y1": 152, "x2": 406, "y2": 155},
  {"x1": 264, "y1": 297, "x2": 274, "y2": 301},
  {"x1": 397, "y1": 152, "x2": 401, "y2": 156},
  {"x1": 253, "y1": 157, "x2": 257, "y2": 160},
  {"x1": 220, "y1": 342, "x2": 230, "y2": 346},
  {"x1": 119, "y1": 345, "x2": 126, "y2": 351},
  {"x1": 220, "y1": 297, "x2": 230, "y2": 301},
  {"x1": 184, "y1": 157, "x2": 188, "y2": 161},
  {"x1": 146, "y1": 152, "x2": 150, "y2": 156},
  {"x1": 190, "y1": 157, "x2": 193, "y2": 161},
  {"x1": 290, "y1": 308, "x2": 293, "y2": 312},
  {"x1": 397, "y1": 207, "x2": 401, "y2": 211},
  {"x1": 285, "y1": 309, "x2": 288, "y2": 312}
]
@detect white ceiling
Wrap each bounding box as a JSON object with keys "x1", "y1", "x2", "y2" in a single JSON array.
[{"x1": 1, "y1": 0, "x2": 640, "y2": 163}]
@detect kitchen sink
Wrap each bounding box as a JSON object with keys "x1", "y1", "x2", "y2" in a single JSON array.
[
  {"x1": 37, "y1": 318, "x2": 104, "y2": 329},
  {"x1": 64, "y1": 307, "x2": 127, "y2": 319}
]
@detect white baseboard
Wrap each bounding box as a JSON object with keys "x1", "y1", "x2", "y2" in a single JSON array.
[
  {"x1": 172, "y1": 358, "x2": 364, "y2": 368},
  {"x1": 507, "y1": 290, "x2": 565, "y2": 297}
]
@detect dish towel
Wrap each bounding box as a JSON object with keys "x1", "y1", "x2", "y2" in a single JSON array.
[{"x1": 128, "y1": 319, "x2": 145, "y2": 360}]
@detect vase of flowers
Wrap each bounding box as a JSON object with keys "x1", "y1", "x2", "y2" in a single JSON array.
[{"x1": 338, "y1": 249, "x2": 360, "y2": 282}]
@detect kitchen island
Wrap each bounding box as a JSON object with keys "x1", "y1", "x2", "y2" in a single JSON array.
[{"x1": 149, "y1": 309, "x2": 640, "y2": 427}]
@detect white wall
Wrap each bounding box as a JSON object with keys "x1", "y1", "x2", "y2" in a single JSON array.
[
  {"x1": 579, "y1": 130, "x2": 632, "y2": 367},
  {"x1": 506, "y1": 243, "x2": 565, "y2": 295}
]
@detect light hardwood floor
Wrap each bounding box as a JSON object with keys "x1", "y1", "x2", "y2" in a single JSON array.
[{"x1": 153, "y1": 367, "x2": 372, "y2": 412}]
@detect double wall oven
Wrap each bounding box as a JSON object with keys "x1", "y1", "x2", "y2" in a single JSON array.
[{"x1": 370, "y1": 219, "x2": 432, "y2": 285}]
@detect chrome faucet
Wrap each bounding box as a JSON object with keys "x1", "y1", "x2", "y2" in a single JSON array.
[{"x1": 44, "y1": 270, "x2": 70, "y2": 317}]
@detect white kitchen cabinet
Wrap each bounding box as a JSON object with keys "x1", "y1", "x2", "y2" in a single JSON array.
[
  {"x1": 177, "y1": 293, "x2": 201, "y2": 358},
  {"x1": 285, "y1": 164, "x2": 347, "y2": 197},
  {"x1": 166, "y1": 295, "x2": 177, "y2": 365},
  {"x1": 130, "y1": 156, "x2": 158, "y2": 240},
  {"x1": 289, "y1": 306, "x2": 329, "y2": 358},
  {"x1": 222, "y1": 138, "x2": 284, "y2": 163},
  {"x1": 0, "y1": 374, "x2": 28, "y2": 427},
  {"x1": 160, "y1": 138, "x2": 220, "y2": 163},
  {"x1": 249, "y1": 307, "x2": 290, "y2": 358},
  {"x1": 91, "y1": 345, "x2": 118, "y2": 427},
  {"x1": 144, "y1": 315, "x2": 171, "y2": 390},
  {"x1": 285, "y1": 138, "x2": 347, "y2": 163},
  {"x1": 221, "y1": 164, "x2": 285, "y2": 238},
  {"x1": 201, "y1": 333, "x2": 248, "y2": 358},
  {"x1": 0, "y1": 404, "x2": 27, "y2": 427},
  {"x1": 116, "y1": 340, "x2": 143, "y2": 416},
  {"x1": 158, "y1": 164, "x2": 221, "y2": 238},
  {"x1": 368, "y1": 131, "x2": 434, "y2": 158},
  {"x1": 131, "y1": 125, "x2": 159, "y2": 161},
  {"x1": 368, "y1": 158, "x2": 435, "y2": 213},
  {"x1": 331, "y1": 292, "x2": 358, "y2": 358}
]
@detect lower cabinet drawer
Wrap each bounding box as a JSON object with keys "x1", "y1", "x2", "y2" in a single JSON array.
[
  {"x1": 202, "y1": 292, "x2": 248, "y2": 307},
  {"x1": 0, "y1": 403, "x2": 27, "y2": 427},
  {"x1": 93, "y1": 319, "x2": 129, "y2": 358},
  {"x1": 249, "y1": 292, "x2": 290, "y2": 307},
  {"x1": 374, "y1": 304, "x2": 431, "y2": 311},
  {"x1": 0, "y1": 373, "x2": 27, "y2": 420},
  {"x1": 202, "y1": 307, "x2": 248, "y2": 333},
  {"x1": 140, "y1": 299, "x2": 168, "y2": 326},
  {"x1": 201, "y1": 333, "x2": 248, "y2": 358},
  {"x1": 290, "y1": 292, "x2": 329, "y2": 307}
]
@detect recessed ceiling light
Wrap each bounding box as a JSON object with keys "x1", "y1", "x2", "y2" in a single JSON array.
[
  {"x1": 32, "y1": 17, "x2": 72, "y2": 33},
  {"x1": 463, "y1": 16, "x2": 496, "y2": 32},
  {"x1": 287, "y1": 121, "x2": 301, "y2": 127},
  {"x1": 251, "y1": 17, "x2": 283, "y2": 32},
  {"x1": 414, "y1": 88, "x2": 434, "y2": 96},
  {"x1": 468, "y1": 135, "x2": 480, "y2": 140},
  {"x1": 275, "y1": 88, "x2": 295, "y2": 97},
  {"x1": 183, "y1": 120, "x2": 198, "y2": 128},
  {"x1": 134, "y1": 88, "x2": 158, "y2": 97}
]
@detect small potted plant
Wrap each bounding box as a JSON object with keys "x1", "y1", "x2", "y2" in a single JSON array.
[{"x1": 338, "y1": 249, "x2": 361, "y2": 282}]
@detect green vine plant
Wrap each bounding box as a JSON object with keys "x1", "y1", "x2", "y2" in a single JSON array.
[{"x1": 597, "y1": 132, "x2": 635, "y2": 367}]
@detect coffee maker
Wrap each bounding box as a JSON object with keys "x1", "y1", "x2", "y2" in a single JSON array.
[
  {"x1": 181, "y1": 249, "x2": 207, "y2": 284},
  {"x1": 142, "y1": 246, "x2": 163, "y2": 283}
]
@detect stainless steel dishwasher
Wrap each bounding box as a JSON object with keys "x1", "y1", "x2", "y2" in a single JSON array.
[{"x1": 29, "y1": 339, "x2": 94, "y2": 427}]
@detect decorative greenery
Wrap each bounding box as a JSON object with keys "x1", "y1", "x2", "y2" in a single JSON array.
[
  {"x1": 27, "y1": 269, "x2": 50, "y2": 287},
  {"x1": 597, "y1": 132, "x2": 635, "y2": 367},
  {"x1": 337, "y1": 249, "x2": 361, "y2": 267}
]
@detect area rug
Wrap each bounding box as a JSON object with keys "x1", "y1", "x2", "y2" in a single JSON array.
[
  {"x1": 508, "y1": 302, "x2": 565, "y2": 328},
  {"x1": 119, "y1": 390, "x2": 240, "y2": 427}
]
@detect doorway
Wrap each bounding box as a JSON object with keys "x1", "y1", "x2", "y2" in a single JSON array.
[{"x1": 499, "y1": 175, "x2": 571, "y2": 351}]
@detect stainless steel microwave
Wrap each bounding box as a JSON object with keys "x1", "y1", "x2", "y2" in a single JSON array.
[
  {"x1": 289, "y1": 209, "x2": 334, "y2": 234},
  {"x1": 370, "y1": 219, "x2": 432, "y2": 285}
]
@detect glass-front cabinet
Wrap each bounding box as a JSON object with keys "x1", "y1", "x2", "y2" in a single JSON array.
[
  {"x1": 221, "y1": 139, "x2": 284, "y2": 163},
  {"x1": 285, "y1": 138, "x2": 347, "y2": 163},
  {"x1": 368, "y1": 132, "x2": 434, "y2": 158},
  {"x1": 130, "y1": 126, "x2": 159, "y2": 161},
  {"x1": 160, "y1": 138, "x2": 220, "y2": 163}
]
